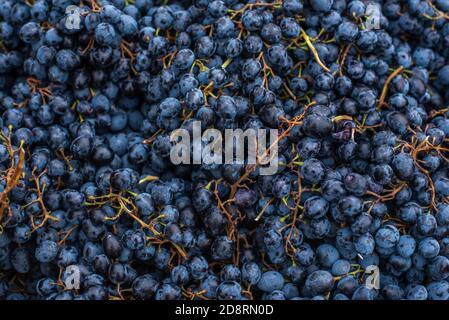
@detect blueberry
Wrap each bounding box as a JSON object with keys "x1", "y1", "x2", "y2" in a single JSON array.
[
  {"x1": 427, "y1": 281, "x2": 449, "y2": 300},
  {"x1": 310, "y1": 0, "x2": 334, "y2": 13},
  {"x1": 375, "y1": 225, "x2": 400, "y2": 249},
  {"x1": 241, "y1": 262, "x2": 261, "y2": 286},
  {"x1": 34, "y1": 240, "x2": 59, "y2": 263}
]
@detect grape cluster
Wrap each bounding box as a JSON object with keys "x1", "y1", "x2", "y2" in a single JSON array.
[{"x1": 1, "y1": 0, "x2": 449, "y2": 300}]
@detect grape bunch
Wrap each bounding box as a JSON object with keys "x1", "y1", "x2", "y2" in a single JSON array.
[{"x1": 1, "y1": 0, "x2": 449, "y2": 300}]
